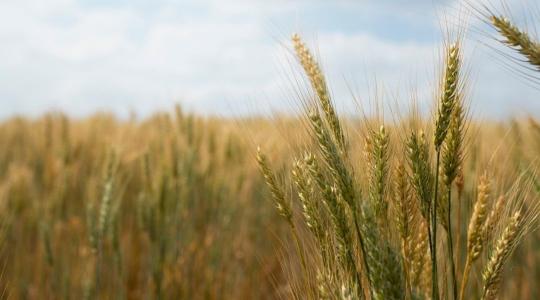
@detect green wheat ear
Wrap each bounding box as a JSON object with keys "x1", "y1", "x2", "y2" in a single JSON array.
[
  {"x1": 256, "y1": 147, "x2": 293, "y2": 224},
  {"x1": 434, "y1": 43, "x2": 461, "y2": 150},
  {"x1": 366, "y1": 125, "x2": 391, "y2": 223}
]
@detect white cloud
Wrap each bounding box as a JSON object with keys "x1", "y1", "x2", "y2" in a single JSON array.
[{"x1": 0, "y1": 0, "x2": 538, "y2": 120}]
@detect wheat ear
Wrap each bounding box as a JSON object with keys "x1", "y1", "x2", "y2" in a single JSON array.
[
  {"x1": 292, "y1": 34, "x2": 346, "y2": 152},
  {"x1": 367, "y1": 125, "x2": 391, "y2": 223},
  {"x1": 481, "y1": 211, "x2": 522, "y2": 300},
  {"x1": 491, "y1": 15, "x2": 540, "y2": 70},
  {"x1": 256, "y1": 147, "x2": 308, "y2": 275},
  {"x1": 459, "y1": 174, "x2": 491, "y2": 300}
]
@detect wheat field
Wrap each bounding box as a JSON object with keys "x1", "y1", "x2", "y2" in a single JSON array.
[{"x1": 1, "y1": 2, "x2": 540, "y2": 300}]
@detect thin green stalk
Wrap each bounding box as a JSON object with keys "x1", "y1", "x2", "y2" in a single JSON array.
[
  {"x1": 427, "y1": 207, "x2": 433, "y2": 269},
  {"x1": 290, "y1": 223, "x2": 309, "y2": 280},
  {"x1": 353, "y1": 214, "x2": 373, "y2": 299},
  {"x1": 447, "y1": 188, "x2": 457, "y2": 300},
  {"x1": 346, "y1": 240, "x2": 364, "y2": 298},
  {"x1": 432, "y1": 151, "x2": 441, "y2": 300},
  {"x1": 455, "y1": 173, "x2": 464, "y2": 277}
]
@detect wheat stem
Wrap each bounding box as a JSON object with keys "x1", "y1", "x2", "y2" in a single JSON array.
[
  {"x1": 446, "y1": 187, "x2": 458, "y2": 300},
  {"x1": 459, "y1": 259, "x2": 472, "y2": 300},
  {"x1": 431, "y1": 151, "x2": 441, "y2": 300}
]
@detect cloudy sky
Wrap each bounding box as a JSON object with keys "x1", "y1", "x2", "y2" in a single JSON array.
[{"x1": 0, "y1": 0, "x2": 539, "y2": 120}]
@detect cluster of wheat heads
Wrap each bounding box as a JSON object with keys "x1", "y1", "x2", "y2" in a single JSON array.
[{"x1": 257, "y1": 34, "x2": 540, "y2": 300}]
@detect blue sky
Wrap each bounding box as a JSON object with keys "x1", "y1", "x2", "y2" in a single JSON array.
[{"x1": 0, "y1": 0, "x2": 539, "y2": 120}]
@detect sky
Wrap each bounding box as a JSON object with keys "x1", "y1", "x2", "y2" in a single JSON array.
[{"x1": 0, "y1": 0, "x2": 539, "y2": 120}]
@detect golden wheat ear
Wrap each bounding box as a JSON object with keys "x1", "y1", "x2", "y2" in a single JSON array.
[
  {"x1": 291, "y1": 34, "x2": 346, "y2": 153},
  {"x1": 490, "y1": 15, "x2": 540, "y2": 71},
  {"x1": 256, "y1": 146, "x2": 293, "y2": 224},
  {"x1": 481, "y1": 210, "x2": 522, "y2": 300},
  {"x1": 480, "y1": 171, "x2": 540, "y2": 299}
]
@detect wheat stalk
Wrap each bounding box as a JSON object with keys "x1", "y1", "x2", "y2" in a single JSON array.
[
  {"x1": 432, "y1": 42, "x2": 461, "y2": 300},
  {"x1": 442, "y1": 97, "x2": 465, "y2": 300}
]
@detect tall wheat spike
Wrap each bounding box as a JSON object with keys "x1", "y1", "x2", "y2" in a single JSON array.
[
  {"x1": 432, "y1": 42, "x2": 461, "y2": 300},
  {"x1": 434, "y1": 43, "x2": 461, "y2": 151},
  {"x1": 292, "y1": 34, "x2": 346, "y2": 152}
]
